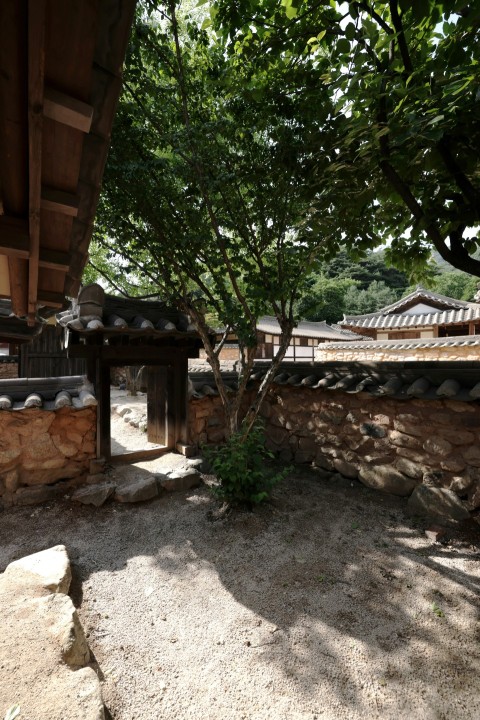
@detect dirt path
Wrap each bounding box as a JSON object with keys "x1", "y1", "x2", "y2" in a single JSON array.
[{"x1": 1, "y1": 466, "x2": 479, "y2": 720}]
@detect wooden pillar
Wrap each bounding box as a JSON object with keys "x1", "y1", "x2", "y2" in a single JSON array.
[
  {"x1": 96, "y1": 357, "x2": 111, "y2": 461},
  {"x1": 173, "y1": 354, "x2": 189, "y2": 446}
]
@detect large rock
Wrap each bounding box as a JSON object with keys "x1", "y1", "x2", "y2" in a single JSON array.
[
  {"x1": 333, "y1": 458, "x2": 358, "y2": 479},
  {"x1": 13, "y1": 484, "x2": 60, "y2": 506},
  {"x1": 395, "y1": 457, "x2": 426, "y2": 480},
  {"x1": 408, "y1": 485, "x2": 470, "y2": 524},
  {"x1": 4, "y1": 545, "x2": 71, "y2": 594},
  {"x1": 358, "y1": 464, "x2": 417, "y2": 496},
  {"x1": 114, "y1": 475, "x2": 159, "y2": 503},
  {"x1": 43, "y1": 592, "x2": 90, "y2": 667},
  {"x1": 158, "y1": 469, "x2": 202, "y2": 493},
  {"x1": 0, "y1": 547, "x2": 103, "y2": 720},
  {"x1": 72, "y1": 482, "x2": 116, "y2": 507}
]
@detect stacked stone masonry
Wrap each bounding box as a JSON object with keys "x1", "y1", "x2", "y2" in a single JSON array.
[
  {"x1": 0, "y1": 407, "x2": 96, "y2": 507},
  {"x1": 0, "y1": 358, "x2": 18, "y2": 379},
  {"x1": 316, "y1": 345, "x2": 480, "y2": 363},
  {"x1": 188, "y1": 387, "x2": 480, "y2": 517}
]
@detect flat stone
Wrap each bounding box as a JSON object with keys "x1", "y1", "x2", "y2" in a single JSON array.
[
  {"x1": 463, "y1": 445, "x2": 480, "y2": 467},
  {"x1": 440, "y1": 456, "x2": 466, "y2": 473},
  {"x1": 408, "y1": 485, "x2": 470, "y2": 524},
  {"x1": 333, "y1": 458, "x2": 358, "y2": 479},
  {"x1": 395, "y1": 457, "x2": 426, "y2": 480},
  {"x1": 14, "y1": 484, "x2": 60, "y2": 506},
  {"x1": 423, "y1": 437, "x2": 453, "y2": 458},
  {"x1": 4, "y1": 545, "x2": 71, "y2": 594},
  {"x1": 389, "y1": 430, "x2": 422, "y2": 450},
  {"x1": 72, "y1": 483, "x2": 116, "y2": 507},
  {"x1": 114, "y1": 475, "x2": 159, "y2": 503},
  {"x1": 159, "y1": 469, "x2": 202, "y2": 493},
  {"x1": 358, "y1": 465, "x2": 417, "y2": 497}
]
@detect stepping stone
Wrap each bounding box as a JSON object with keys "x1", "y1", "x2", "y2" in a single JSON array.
[
  {"x1": 72, "y1": 483, "x2": 116, "y2": 507},
  {"x1": 114, "y1": 476, "x2": 158, "y2": 503}
]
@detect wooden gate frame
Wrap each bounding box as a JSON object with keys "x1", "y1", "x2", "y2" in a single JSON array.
[
  {"x1": 96, "y1": 354, "x2": 189, "y2": 464},
  {"x1": 69, "y1": 340, "x2": 201, "y2": 464}
]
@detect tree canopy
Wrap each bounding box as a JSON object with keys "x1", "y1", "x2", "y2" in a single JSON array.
[
  {"x1": 93, "y1": 1, "x2": 345, "y2": 435},
  {"x1": 212, "y1": 0, "x2": 480, "y2": 277}
]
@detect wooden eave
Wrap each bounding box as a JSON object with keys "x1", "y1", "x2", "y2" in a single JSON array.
[{"x1": 0, "y1": 0, "x2": 136, "y2": 330}]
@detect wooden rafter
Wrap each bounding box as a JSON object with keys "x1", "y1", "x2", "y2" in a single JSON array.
[
  {"x1": 43, "y1": 86, "x2": 93, "y2": 133},
  {"x1": 40, "y1": 186, "x2": 79, "y2": 216},
  {"x1": 27, "y1": 0, "x2": 45, "y2": 323},
  {"x1": 0, "y1": 217, "x2": 29, "y2": 258}
]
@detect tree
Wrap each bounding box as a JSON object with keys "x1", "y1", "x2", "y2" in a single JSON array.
[
  {"x1": 295, "y1": 275, "x2": 358, "y2": 323},
  {"x1": 343, "y1": 280, "x2": 399, "y2": 315},
  {"x1": 319, "y1": 249, "x2": 410, "y2": 291},
  {"x1": 431, "y1": 271, "x2": 478, "y2": 301},
  {"x1": 213, "y1": 1, "x2": 480, "y2": 278},
  {"x1": 93, "y1": 1, "x2": 339, "y2": 438}
]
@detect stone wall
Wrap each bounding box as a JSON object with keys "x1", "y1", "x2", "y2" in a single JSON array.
[
  {"x1": 0, "y1": 407, "x2": 97, "y2": 507},
  {"x1": 0, "y1": 357, "x2": 18, "y2": 379},
  {"x1": 316, "y1": 345, "x2": 480, "y2": 362},
  {"x1": 188, "y1": 386, "x2": 480, "y2": 519}
]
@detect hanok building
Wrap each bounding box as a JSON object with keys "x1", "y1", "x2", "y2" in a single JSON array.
[
  {"x1": 340, "y1": 286, "x2": 480, "y2": 341},
  {"x1": 316, "y1": 286, "x2": 480, "y2": 363},
  {"x1": 256, "y1": 316, "x2": 364, "y2": 361}
]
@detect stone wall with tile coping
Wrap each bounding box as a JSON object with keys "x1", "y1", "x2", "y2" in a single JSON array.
[
  {"x1": 188, "y1": 385, "x2": 480, "y2": 517},
  {"x1": 316, "y1": 345, "x2": 480, "y2": 362},
  {"x1": 0, "y1": 406, "x2": 96, "y2": 507}
]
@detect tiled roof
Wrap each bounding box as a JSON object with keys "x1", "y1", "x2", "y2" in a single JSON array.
[
  {"x1": 319, "y1": 334, "x2": 480, "y2": 351},
  {"x1": 0, "y1": 376, "x2": 96, "y2": 411},
  {"x1": 341, "y1": 306, "x2": 480, "y2": 330},
  {"x1": 57, "y1": 284, "x2": 198, "y2": 338},
  {"x1": 373, "y1": 286, "x2": 470, "y2": 314},
  {"x1": 257, "y1": 316, "x2": 364, "y2": 341},
  {"x1": 188, "y1": 361, "x2": 480, "y2": 402},
  {"x1": 341, "y1": 286, "x2": 480, "y2": 330},
  {"x1": 0, "y1": 300, "x2": 43, "y2": 343}
]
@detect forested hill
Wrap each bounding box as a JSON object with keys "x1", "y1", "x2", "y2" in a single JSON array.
[{"x1": 296, "y1": 249, "x2": 479, "y2": 324}]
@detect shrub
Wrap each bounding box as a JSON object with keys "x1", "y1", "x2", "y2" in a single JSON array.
[{"x1": 205, "y1": 421, "x2": 290, "y2": 506}]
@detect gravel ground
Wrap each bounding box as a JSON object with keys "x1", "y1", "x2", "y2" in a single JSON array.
[{"x1": 1, "y1": 463, "x2": 479, "y2": 720}]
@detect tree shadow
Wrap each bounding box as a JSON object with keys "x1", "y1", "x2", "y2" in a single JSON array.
[{"x1": 0, "y1": 467, "x2": 478, "y2": 717}]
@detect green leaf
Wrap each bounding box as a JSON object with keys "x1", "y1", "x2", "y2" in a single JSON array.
[
  {"x1": 285, "y1": 5, "x2": 298, "y2": 19},
  {"x1": 345, "y1": 22, "x2": 356, "y2": 41},
  {"x1": 336, "y1": 38, "x2": 351, "y2": 54}
]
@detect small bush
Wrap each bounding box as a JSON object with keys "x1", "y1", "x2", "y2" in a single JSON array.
[{"x1": 205, "y1": 421, "x2": 290, "y2": 506}]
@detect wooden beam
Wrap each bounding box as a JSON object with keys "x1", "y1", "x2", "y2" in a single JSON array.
[
  {"x1": 36, "y1": 289, "x2": 65, "y2": 308},
  {"x1": 40, "y1": 187, "x2": 79, "y2": 216},
  {"x1": 110, "y1": 447, "x2": 169, "y2": 465},
  {"x1": 0, "y1": 217, "x2": 29, "y2": 258},
  {"x1": 38, "y1": 247, "x2": 70, "y2": 271},
  {"x1": 43, "y1": 86, "x2": 93, "y2": 133},
  {"x1": 27, "y1": 0, "x2": 45, "y2": 323}
]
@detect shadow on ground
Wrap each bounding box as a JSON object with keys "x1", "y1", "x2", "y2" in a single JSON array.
[{"x1": 1, "y1": 466, "x2": 479, "y2": 719}]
